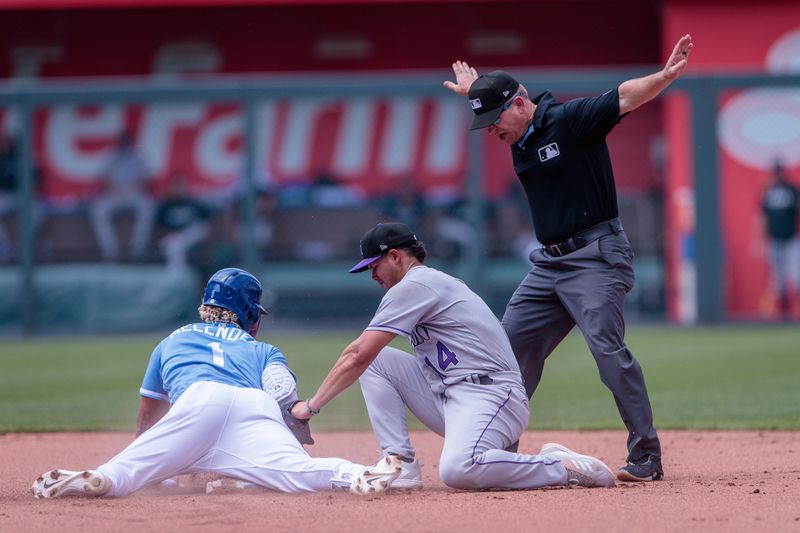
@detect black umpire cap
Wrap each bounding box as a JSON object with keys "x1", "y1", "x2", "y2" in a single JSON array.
[
  {"x1": 349, "y1": 222, "x2": 418, "y2": 273},
  {"x1": 467, "y1": 70, "x2": 520, "y2": 130}
]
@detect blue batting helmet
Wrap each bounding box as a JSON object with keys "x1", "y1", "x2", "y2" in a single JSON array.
[{"x1": 202, "y1": 268, "x2": 268, "y2": 335}]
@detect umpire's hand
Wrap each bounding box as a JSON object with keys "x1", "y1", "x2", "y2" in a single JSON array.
[{"x1": 444, "y1": 60, "x2": 479, "y2": 96}]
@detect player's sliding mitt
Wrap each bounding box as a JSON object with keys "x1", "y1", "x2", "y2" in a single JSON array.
[{"x1": 283, "y1": 404, "x2": 315, "y2": 445}]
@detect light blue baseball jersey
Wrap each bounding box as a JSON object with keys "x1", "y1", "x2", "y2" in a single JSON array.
[{"x1": 140, "y1": 322, "x2": 289, "y2": 404}]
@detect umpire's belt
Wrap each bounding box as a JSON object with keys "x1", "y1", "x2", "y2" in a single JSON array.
[{"x1": 543, "y1": 218, "x2": 622, "y2": 257}]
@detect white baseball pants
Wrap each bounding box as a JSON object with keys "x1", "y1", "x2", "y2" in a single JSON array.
[{"x1": 98, "y1": 381, "x2": 363, "y2": 495}]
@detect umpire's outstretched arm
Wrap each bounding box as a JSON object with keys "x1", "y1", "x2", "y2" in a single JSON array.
[{"x1": 618, "y1": 34, "x2": 693, "y2": 115}]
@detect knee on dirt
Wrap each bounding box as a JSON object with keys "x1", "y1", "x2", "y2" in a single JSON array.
[{"x1": 439, "y1": 456, "x2": 485, "y2": 489}]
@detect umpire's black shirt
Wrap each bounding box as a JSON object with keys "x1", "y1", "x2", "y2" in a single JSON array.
[{"x1": 511, "y1": 89, "x2": 622, "y2": 244}]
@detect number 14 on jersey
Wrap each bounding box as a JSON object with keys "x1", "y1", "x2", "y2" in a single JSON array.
[{"x1": 436, "y1": 341, "x2": 459, "y2": 370}]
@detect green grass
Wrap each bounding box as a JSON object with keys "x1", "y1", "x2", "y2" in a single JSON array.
[
  {"x1": 529, "y1": 325, "x2": 800, "y2": 430},
  {"x1": 1, "y1": 325, "x2": 798, "y2": 432}
]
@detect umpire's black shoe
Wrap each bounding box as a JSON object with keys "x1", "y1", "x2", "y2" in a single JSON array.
[{"x1": 616, "y1": 454, "x2": 664, "y2": 482}]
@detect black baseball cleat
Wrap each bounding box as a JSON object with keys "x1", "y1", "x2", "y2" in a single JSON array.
[{"x1": 616, "y1": 455, "x2": 664, "y2": 482}]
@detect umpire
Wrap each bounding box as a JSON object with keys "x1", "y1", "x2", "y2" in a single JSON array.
[{"x1": 444, "y1": 34, "x2": 694, "y2": 482}]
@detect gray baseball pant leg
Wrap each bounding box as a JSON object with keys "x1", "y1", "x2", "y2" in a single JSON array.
[
  {"x1": 360, "y1": 348, "x2": 569, "y2": 490},
  {"x1": 501, "y1": 251, "x2": 575, "y2": 454},
  {"x1": 501, "y1": 262, "x2": 576, "y2": 399},
  {"x1": 438, "y1": 382, "x2": 567, "y2": 490},
  {"x1": 502, "y1": 234, "x2": 661, "y2": 463},
  {"x1": 557, "y1": 234, "x2": 660, "y2": 462},
  {"x1": 359, "y1": 347, "x2": 446, "y2": 460}
]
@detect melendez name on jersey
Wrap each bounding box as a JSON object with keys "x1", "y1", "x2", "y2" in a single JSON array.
[
  {"x1": 140, "y1": 322, "x2": 289, "y2": 404},
  {"x1": 365, "y1": 265, "x2": 522, "y2": 393}
]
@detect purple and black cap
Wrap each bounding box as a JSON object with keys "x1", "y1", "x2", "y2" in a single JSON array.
[
  {"x1": 349, "y1": 222, "x2": 418, "y2": 273},
  {"x1": 467, "y1": 70, "x2": 520, "y2": 130}
]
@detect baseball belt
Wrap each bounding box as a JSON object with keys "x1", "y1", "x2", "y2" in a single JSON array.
[
  {"x1": 543, "y1": 218, "x2": 623, "y2": 257},
  {"x1": 464, "y1": 374, "x2": 494, "y2": 385}
]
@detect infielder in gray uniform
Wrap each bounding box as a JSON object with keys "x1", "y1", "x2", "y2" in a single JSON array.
[{"x1": 291, "y1": 222, "x2": 615, "y2": 490}]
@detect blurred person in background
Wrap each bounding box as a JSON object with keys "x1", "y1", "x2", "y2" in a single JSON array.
[
  {"x1": 250, "y1": 188, "x2": 278, "y2": 260},
  {"x1": 380, "y1": 175, "x2": 425, "y2": 230},
  {"x1": 219, "y1": 187, "x2": 278, "y2": 264},
  {"x1": 155, "y1": 171, "x2": 211, "y2": 270},
  {"x1": 485, "y1": 180, "x2": 539, "y2": 261},
  {"x1": 761, "y1": 160, "x2": 799, "y2": 320},
  {"x1": 0, "y1": 132, "x2": 43, "y2": 263},
  {"x1": 308, "y1": 171, "x2": 365, "y2": 208},
  {"x1": 444, "y1": 34, "x2": 694, "y2": 482},
  {"x1": 417, "y1": 186, "x2": 475, "y2": 265},
  {"x1": 89, "y1": 131, "x2": 155, "y2": 262}
]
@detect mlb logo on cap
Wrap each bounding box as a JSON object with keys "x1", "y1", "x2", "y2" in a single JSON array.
[{"x1": 467, "y1": 70, "x2": 520, "y2": 130}]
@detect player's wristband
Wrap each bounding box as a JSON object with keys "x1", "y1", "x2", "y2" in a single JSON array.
[{"x1": 305, "y1": 398, "x2": 320, "y2": 416}]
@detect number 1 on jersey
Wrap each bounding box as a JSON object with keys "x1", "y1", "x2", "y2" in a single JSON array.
[{"x1": 208, "y1": 342, "x2": 225, "y2": 367}]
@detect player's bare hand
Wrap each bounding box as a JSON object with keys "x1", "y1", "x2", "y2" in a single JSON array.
[
  {"x1": 290, "y1": 401, "x2": 312, "y2": 420},
  {"x1": 443, "y1": 60, "x2": 479, "y2": 96},
  {"x1": 663, "y1": 34, "x2": 693, "y2": 80}
]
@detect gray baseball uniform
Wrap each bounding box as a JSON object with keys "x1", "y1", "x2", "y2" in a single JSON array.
[{"x1": 359, "y1": 265, "x2": 569, "y2": 489}]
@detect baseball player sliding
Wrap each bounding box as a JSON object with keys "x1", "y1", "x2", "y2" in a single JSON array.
[
  {"x1": 291, "y1": 222, "x2": 615, "y2": 490},
  {"x1": 32, "y1": 268, "x2": 401, "y2": 498}
]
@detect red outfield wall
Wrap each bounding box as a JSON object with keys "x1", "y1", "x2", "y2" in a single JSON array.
[{"x1": 663, "y1": 1, "x2": 800, "y2": 321}]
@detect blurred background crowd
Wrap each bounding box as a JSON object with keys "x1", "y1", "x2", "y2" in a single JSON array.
[{"x1": 0, "y1": 0, "x2": 798, "y2": 332}]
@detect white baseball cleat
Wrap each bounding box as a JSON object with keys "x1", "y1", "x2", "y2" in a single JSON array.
[
  {"x1": 32, "y1": 469, "x2": 110, "y2": 499},
  {"x1": 373, "y1": 453, "x2": 422, "y2": 490},
  {"x1": 539, "y1": 443, "x2": 616, "y2": 488},
  {"x1": 349, "y1": 455, "x2": 403, "y2": 496}
]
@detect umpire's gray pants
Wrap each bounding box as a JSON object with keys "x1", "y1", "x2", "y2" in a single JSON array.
[{"x1": 501, "y1": 230, "x2": 661, "y2": 462}]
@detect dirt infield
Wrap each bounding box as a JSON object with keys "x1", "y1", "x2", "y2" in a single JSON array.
[{"x1": 3, "y1": 430, "x2": 799, "y2": 533}]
